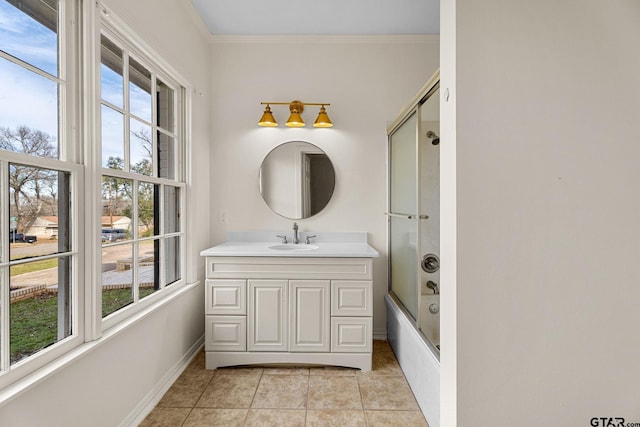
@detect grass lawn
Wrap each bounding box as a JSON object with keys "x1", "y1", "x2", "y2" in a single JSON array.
[
  {"x1": 10, "y1": 258, "x2": 58, "y2": 276},
  {"x1": 10, "y1": 294, "x2": 58, "y2": 364},
  {"x1": 10, "y1": 288, "x2": 157, "y2": 364}
]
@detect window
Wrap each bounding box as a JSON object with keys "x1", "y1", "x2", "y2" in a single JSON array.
[
  {"x1": 99, "y1": 29, "x2": 185, "y2": 322},
  {"x1": 0, "y1": 0, "x2": 187, "y2": 387},
  {"x1": 0, "y1": 0, "x2": 82, "y2": 379}
]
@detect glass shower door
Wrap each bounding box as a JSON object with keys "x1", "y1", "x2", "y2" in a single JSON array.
[{"x1": 389, "y1": 111, "x2": 419, "y2": 319}]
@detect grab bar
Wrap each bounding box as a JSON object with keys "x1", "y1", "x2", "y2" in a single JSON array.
[{"x1": 384, "y1": 212, "x2": 429, "y2": 220}]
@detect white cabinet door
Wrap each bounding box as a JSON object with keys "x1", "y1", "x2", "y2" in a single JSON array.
[
  {"x1": 289, "y1": 280, "x2": 330, "y2": 352},
  {"x1": 248, "y1": 280, "x2": 288, "y2": 351}
]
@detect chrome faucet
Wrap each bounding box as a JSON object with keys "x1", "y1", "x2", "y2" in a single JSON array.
[{"x1": 293, "y1": 222, "x2": 299, "y2": 244}]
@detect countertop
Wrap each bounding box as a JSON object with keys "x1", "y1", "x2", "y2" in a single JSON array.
[{"x1": 200, "y1": 231, "x2": 379, "y2": 258}]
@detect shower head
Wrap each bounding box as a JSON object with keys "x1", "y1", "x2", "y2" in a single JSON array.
[{"x1": 426, "y1": 130, "x2": 440, "y2": 145}]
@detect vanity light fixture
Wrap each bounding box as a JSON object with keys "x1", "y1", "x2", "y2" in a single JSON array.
[
  {"x1": 313, "y1": 105, "x2": 333, "y2": 128},
  {"x1": 258, "y1": 100, "x2": 333, "y2": 128},
  {"x1": 258, "y1": 105, "x2": 278, "y2": 127}
]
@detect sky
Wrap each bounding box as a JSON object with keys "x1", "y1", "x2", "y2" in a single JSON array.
[{"x1": 0, "y1": 1, "x2": 59, "y2": 146}]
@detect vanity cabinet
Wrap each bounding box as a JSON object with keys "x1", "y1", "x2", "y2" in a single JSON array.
[{"x1": 202, "y1": 256, "x2": 373, "y2": 371}]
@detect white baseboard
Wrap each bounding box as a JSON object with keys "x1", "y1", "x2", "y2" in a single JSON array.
[
  {"x1": 373, "y1": 328, "x2": 388, "y2": 341},
  {"x1": 121, "y1": 336, "x2": 205, "y2": 427}
]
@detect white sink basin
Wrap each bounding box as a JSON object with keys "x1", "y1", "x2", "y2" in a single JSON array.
[{"x1": 268, "y1": 244, "x2": 318, "y2": 251}]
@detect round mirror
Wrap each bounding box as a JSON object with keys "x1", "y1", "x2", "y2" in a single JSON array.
[{"x1": 259, "y1": 141, "x2": 336, "y2": 219}]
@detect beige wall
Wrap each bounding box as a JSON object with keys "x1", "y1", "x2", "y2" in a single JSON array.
[
  {"x1": 208, "y1": 36, "x2": 439, "y2": 337},
  {"x1": 441, "y1": 0, "x2": 640, "y2": 425}
]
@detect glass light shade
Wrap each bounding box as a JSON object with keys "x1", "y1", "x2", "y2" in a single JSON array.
[
  {"x1": 258, "y1": 106, "x2": 278, "y2": 127},
  {"x1": 313, "y1": 106, "x2": 333, "y2": 128},
  {"x1": 286, "y1": 112, "x2": 305, "y2": 127}
]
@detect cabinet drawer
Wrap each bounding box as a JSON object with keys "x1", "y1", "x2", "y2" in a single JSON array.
[
  {"x1": 206, "y1": 257, "x2": 373, "y2": 280},
  {"x1": 331, "y1": 317, "x2": 372, "y2": 353},
  {"x1": 205, "y1": 279, "x2": 246, "y2": 315},
  {"x1": 331, "y1": 281, "x2": 372, "y2": 316},
  {"x1": 205, "y1": 315, "x2": 246, "y2": 352}
]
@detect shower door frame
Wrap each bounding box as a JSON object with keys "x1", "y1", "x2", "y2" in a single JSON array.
[{"x1": 386, "y1": 75, "x2": 440, "y2": 360}]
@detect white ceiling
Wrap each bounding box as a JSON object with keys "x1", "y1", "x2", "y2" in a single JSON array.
[{"x1": 188, "y1": 0, "x2": 440, "y2": 36}]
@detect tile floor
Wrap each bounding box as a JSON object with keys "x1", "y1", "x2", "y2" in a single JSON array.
[{"x1": 140, "y1": 340, "x2": 428, "y2": 426}]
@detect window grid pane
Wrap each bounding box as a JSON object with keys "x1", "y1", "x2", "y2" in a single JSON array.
[
  {"x1": 7, "y1": 162, "x2": 72, "y2": 365},
  {"x1": 138, "y1": 238, "x2": 158, "y2": 299},
  {"x1": 156, "y1": 79, "x2": 174, "y2": 132},
  {"x1": 9, "y1": 164, "x2": 69, "y2": 258},
  {"x1": 101, "y1": 243, "x2": 133, "y2": 318},
  {"x1": 0, "y1": 0, "x2": 58, "y2": 77},
  {"x1": 10, "y1": 256, "x2": 71, "y2": 364},
  {"x1": 0, "y1": 58, "x2": 59, "y2": 159},
  {"x1": 164, "y1": 236, "x2": 180, "y2": 287},
  {"x1": 157, "y1": 131, "x2": 175, "y2": 179},
  {"x1": 138, "y1": 182, "x2": 157, "y2": 237},
  {"x1": 128, "y1": 56, "x2": 151, "y2": 123},
  {"x1": 101, "y1": 176, "x2": 133, "y2": 237},
  {"x1": 100, "y1": 34, "x2": 124, "y2": 109},
  {"x1": 101, "y1": 105, "x2": 125, "y2": 169},
  {"x1": 163, "y1": 186, "x2": 180, "y2": 234},
  {"x1": 130, "y1": 118, "x2": 152, "y2": 176}
]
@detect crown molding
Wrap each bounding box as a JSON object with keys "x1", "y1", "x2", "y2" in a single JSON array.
[{"x1": 209, "y1": 34, "x2": 439, "y2": 45}]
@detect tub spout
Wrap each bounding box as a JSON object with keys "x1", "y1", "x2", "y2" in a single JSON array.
[{"x1": 426, "y1": 280, "x2": 439, "y2": 295}]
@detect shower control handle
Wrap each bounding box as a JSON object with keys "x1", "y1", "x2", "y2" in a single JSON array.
[{"x1": 421, "y1": 254, "x2": 440, "y2": 273}]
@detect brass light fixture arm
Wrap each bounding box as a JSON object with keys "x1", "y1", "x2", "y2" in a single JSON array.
[{"x1": 260, "y1": 102, "x2": 331, "y2": 106}]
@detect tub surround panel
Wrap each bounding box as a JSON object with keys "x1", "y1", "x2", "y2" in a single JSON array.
[{"x1": 386, "y1": 294, "x2": 440, "y2": 427}]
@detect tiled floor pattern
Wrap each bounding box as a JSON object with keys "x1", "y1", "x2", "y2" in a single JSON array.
[{"x1": 140, "y1": 340, "x2": 428, "y2": 426}]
